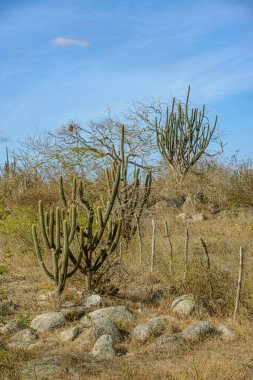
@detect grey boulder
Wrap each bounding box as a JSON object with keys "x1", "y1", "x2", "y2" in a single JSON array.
[
  {"x1": 182, "y1": 321, "x2": 217, "y2": 342},
  {"x1": 7, "y1": 328, "x2": 37, "y2": 350},
  {"x1": 0, "y1": 319, "x2": 27, "y2": 335},
  {"x1": 91, "y1": 334, "x2": 116, "y2": 358},
  {"x1": 81, "y1": 306, "x2": 135, "y2": 326},
  {"x1": 155, "y1": 333, "x2": 183, "y2": 349},
  {"x1": 93, "y1": 317, "x2": 122, "y2": 343},
  {"x1": 82, "y1": 293, "x2": 102, "y2": 308},
  {"x1": 21, "y1": 356, "x2": 80, "y2": 380},
  {"x1": 171, "y1": 295, "x2": 196, "y2": 317},
  {"x1": 30, "y1": 312, "x2": 66, "y2": 332},
  {"x1": 132, "y1": 316, "x2": 168, "y2": 343},
  {"x1": 217, "y1": 324, "x2": 236, "y2": 341}
]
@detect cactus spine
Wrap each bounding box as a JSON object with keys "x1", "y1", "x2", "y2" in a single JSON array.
[{"x1": 32, "y1": 200, "x2": 82, "y2": 294}]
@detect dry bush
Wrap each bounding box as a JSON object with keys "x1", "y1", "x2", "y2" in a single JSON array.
[
  {"x1": 151, "y1": 158, "x2": 253, "y2": 213},
  {"x1": 2, "y1": 153, "x2": 253, "y2": 379}
]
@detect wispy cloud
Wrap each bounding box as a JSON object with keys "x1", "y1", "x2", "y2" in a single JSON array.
[
  {"x1": 51, "y1": 37, "x2": 90, "y2": 47},
  {"x1": 12, "y1": 48, "x2": 29, "y2": 56}
]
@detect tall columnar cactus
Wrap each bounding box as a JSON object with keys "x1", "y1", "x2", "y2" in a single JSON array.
[
  {"x1": 155, "y1": 86, "x2": 218, "y2": 183},
  {"x1": 2, "y1": 147, "x2": 17, "y2": 178},
  {"x1": 32, "y1": 201, "x2": 82, "y2": 294},
  {"x1": 106, "y1": 125, "x2": 152, "y2": 241},
  {"x1": 59, "y1": 163, "x2": 122, "y2": 290}
]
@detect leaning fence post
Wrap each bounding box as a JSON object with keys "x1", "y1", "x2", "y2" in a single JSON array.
[
  {"x1": 151, "y1": 219, "x2": 156, "y2": 272},
  {"x1": 183, "y1": 226, "x2": 189, "y2": 281},
  {"x1": 164, "y1": 221, "x2": 173, "y2": 275},
  {"x1": 233, "y1": 246, "x2": 244, "y2": 320},
  {"x1": 136, "y1": 215, "x2": 143, "y2": 265},
  {"x1": 200, "y1": 238, "x2": 211, "y2": 270}
]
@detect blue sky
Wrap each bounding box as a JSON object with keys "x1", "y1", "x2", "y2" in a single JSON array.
[{"x1": 0, "y1": 0, "x2": 253, "y2": 162}]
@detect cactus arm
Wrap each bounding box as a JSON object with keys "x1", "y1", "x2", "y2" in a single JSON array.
[
  {"x1": 97, "y1": 207, "x2": 104, "y2": 228},
  {"x1": 57, "y1": 220, "x2": 69, "y2": 293},
  {"x1": 90, "y1": 163, "x2": 121, "y2": 251},
  {"x1": 109, "y1": 219, "x2": 122, "y2": 253},
  {"x1": 66, "y1": 249, "x2": 82, "y2": 278},
  {"x1": 92, "y1": 249, "x2": 108, "y2": 272},
  {"x1": 102, "y1": 163, "x2": 121, "y2": 225},
  {"x1": 49, "y1": 210, "x2": 54, "y2": 248},
  {"x1": 55, "y1": 208, "x2": 61, "y2": 251},
  {"x1": 71, "y1": 177, "x2": 77, "y2": 202},
  {"x1": 32, "y1": 224, "x2": 54, "y2": 280},
  {"x1": 53, "y1": 248, "x2": 59, "y2": 284},
  {"x1": 68, "y1": 249, "x2": 87, "y2": 274},
  {"x1": 59, "y1": 176, "x2": 68, "y2": 207},
  {"x1": 38, "y1": 200, "x2": 51, "y2": 250},
  {"x1": 93, "y1": 218, "x2": 122, "y2": 272},
  {"x1": 79, "y1": 180, "x2": 92, "y2": 211},
  {"x1": 68, "y1": 205, "x2": 77, "y2": 244}
]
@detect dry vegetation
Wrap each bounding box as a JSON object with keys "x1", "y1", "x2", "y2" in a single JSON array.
[{"x1": 1, "y1": 156, "x2": 253, "y2": 379}]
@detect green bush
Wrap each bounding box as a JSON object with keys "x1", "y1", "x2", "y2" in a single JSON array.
[{"x1": 0, "y1": 205, "x2": 38, "y2": 253}]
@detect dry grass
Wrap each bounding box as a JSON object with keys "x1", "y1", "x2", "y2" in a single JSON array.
[{"x1": 1, "y1": 166, "x2": 253, "y2": 379}]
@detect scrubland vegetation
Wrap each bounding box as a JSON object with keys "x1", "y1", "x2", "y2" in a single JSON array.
[{"x1": 1, "y1": 89, "x2": 253, "y2": 379}]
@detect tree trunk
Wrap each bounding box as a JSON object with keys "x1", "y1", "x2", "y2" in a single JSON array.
[{"x1": 86, "y1": 269, "x2": 93, "y2": 291}]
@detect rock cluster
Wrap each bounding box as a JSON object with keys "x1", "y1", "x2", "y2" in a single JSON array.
[{"x1": 0, "y1": 292, "x2": 237, "y2": 369}]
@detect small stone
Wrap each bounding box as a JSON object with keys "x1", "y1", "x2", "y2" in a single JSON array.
[
  {"x1": 217, "y1": 324, "x2": 236, "y2": 341},
  {"x1": 191, "y1": 213, "x2": 205, "y2": 222},
  {"x1": 7, "y1": 329, "x2": 37, "y2": 350},
  {"x1": 21, "y1": 356, "x2": 64, "y2": 380},
  {"x1": 82, "y1": 293, "x2": 102, "y2": 308},
  {"x1": 10, "y1": 328, "x2": 37, "y2": 342},
  {"x1": 37, "y1": 291, "x2": 57, "y2": 302},
  {"x1": 176, "y1": 213, "x2": 188, "y2": 221},
  {"x1": 91, "y1": 334, "x2": 116, "y2": 358},
  {"x1": 0, "y1": 319, "x2": 27, "y2": 334},
  {"x1": 132, "y1": 316, "x2": 168, "y2": 343},
  {"x1": 171, "y1": 295, "x2": 196, "y2": 317},
  {"x1": 155, "y1": 333, "x2": 183, "y2": 348},
  {"x1": 182, "y1": 321, "x2": 217, "y2": 342},
  {"x1": 37, "y1": 294, "x2": 48, "y2": 302},
  {"x1": 31, "y1": 312, "x2": 66, "y2": 332},
  {"x1": 137, "y1": 308, "x2": 146, "y2": 314},
  {"x1": 132, "y1": 323, "x2": 150, "y2": 343},
  {"x1": 60, "y1": 327, "x2": 81, "y2": 342}
]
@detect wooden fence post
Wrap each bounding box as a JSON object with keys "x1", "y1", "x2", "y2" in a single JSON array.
[
  {"x1": 233, "y1": 246, "x2": 244, "y2": 320},
  {"x1": 151, "y1": 219, "x2": 156, "y2": 272},
  {"x1": 164, "y1": 221, "x2": 173, "y2": 275}
]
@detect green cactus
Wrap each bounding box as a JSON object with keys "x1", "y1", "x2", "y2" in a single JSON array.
[
  {"x1": 59, "y1": 164, "x2": 122, "y2": 291},
  {"x1": 106, "y1": 125, "x2": 152, "y2": 241},
  {"x1": 155, "y1": 86, "x2": 218, "y2": 183},
  {"x1": 32, "y1": 201, "x2": 82, "y2": 294},
  {"x1": 2, "y1": 147, "x2": 17, "y2": 178}
]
